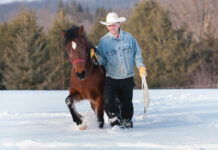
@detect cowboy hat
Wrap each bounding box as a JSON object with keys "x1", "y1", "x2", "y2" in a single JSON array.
[{"x1": 100, "y1": 12, "x2": 126, "y2": 26}]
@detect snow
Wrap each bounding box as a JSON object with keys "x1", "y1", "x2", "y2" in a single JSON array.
[{"x1": 0, "y1": 89, "x2": 218, "y2": 150}]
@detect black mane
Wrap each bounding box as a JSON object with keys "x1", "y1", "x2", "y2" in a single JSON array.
[
  {"x1": 64, "y1": 25, "x2": 81, "y2": 46},
  {"x1": 63, "y1": 25, "x2": 96, "y2": 58}
]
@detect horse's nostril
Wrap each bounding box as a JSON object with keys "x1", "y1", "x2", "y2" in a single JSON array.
[
  {"x1": 81, "y1": 71, "x2": 86, "y2": 77},
  {"x1": 76, "y1": 71, "x2": 86, "y2": 80},
  {"x1": 76, "y1": 72, "x2": 80, "y2": 77}
]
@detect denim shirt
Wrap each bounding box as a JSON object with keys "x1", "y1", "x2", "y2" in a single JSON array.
[{"x1": 96, "y1": 30, "x2": 145, "y2": 79}]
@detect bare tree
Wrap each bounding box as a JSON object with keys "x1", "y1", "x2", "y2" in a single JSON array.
[
  {"x1": 161, "y1": 0, "x2": 218, "y2": 41},
  {"x1": 157, "y1": 0, "x2": 218, "y2": 88}
]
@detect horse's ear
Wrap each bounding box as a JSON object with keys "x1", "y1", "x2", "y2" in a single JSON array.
[
  {"x1": 61, "y1": 30, "x2": 66, "y2": 38},
  {"x1": 78, "y1": 25, "x2": 84, "y2": 35}
]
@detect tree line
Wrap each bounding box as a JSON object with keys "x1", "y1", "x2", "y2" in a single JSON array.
[{"x1": 0, "y1": 0, "x2": 217, "y2": 90}]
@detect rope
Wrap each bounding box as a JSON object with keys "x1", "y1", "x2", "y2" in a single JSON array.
[{"x1": 141, "y1": 74, "x2": 150, "y2": 117}]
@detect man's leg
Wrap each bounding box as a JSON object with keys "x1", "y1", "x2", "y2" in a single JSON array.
[
  {"x1": 118, "y1": 77, "x2": 135, "y2": 128},
  {"x1": 103, "y1": 77, "x2": 122, "y2": 126}
]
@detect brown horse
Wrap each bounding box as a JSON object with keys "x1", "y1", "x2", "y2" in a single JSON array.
[{"x1": 61, "y1": 25, "x2": 105, "y2": 130}]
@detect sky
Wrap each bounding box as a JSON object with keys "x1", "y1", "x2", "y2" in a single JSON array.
[{"x1": 0, "y1": 0, "x2": 37, "y2": 5}]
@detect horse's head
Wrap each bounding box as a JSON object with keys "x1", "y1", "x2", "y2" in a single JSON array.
[{"x1": 62, "y1": 25, "x2": 88, "y2": 80}]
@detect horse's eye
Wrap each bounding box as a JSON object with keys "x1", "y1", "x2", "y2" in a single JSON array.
[{"x1": 72, "y1": 41, "x2": 77, "y2": 50}]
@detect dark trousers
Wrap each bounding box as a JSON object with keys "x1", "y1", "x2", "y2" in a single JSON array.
[{"x1": 103, "y1": 77, "x2": 135, "y2": 120}]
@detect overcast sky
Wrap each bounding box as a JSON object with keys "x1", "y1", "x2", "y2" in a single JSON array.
[{"x1": 0, "y1": 0, "x2": 37, "y2": 4}]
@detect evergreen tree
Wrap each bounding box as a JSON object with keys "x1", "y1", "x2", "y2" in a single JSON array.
[
  {"x1": 58, "y1": 0, "x2": 64, "y2": 13},
  {"x1": 124, "y1": 0, "x2": 190, "y2": 88},
  {"x1": 88, "y1": 8, "x2": 108, "y2": 46},
  {"x1": 77, "y1": 3, "x2": 83, "y2": 13},
  {"x1": 187, "y1": 33, "x2": 218, "y2": 88},
  {"x1": 83, "y1": 7, "x2": 93, "y2": 22},
  {"x1": 0, "y1": 23, "x2": 8, "y2": 89},
  {"x1": 46, "y1": 8, "x2": 74, "y2": 89},
  {"x1": 65, "y1": 1, "x2": 70, "y2": 14},
  {"x1": 71, "y1": 1, "x2": 78, "y2": 15},
  {"x1": 3, "y1": 9, "x2": 49, "y2": 89},
  {"x1": 95, "y1": 7, "x2": 107, "y2": 18}
]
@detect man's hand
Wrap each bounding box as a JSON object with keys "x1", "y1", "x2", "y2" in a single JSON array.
[
  {"x1": 139, "y1": 66, "x2": 147, "y2": 78},
  {"x1": 90, "y1": 48, "x2": 98, "y2": 59}
]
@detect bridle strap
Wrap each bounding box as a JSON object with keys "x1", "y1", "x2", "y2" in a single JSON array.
[
  {"x1": 66, "y1": 37, "x2": 103, "y2": 78},
  {"x1": 67, "y1": 37, "x2": 86, "y2": 65},
  {"x1": 71, "y1": 59, "x2": 85, "y2": 64}
]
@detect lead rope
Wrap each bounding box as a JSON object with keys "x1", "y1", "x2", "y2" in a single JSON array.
[
  {"x1": 86, "y1": 49, "x2": 104, "y2": 77},
  {"x1": 142, "y1": 74, "x2": 150, "y2": 118},
  {"x1": 86, "y1": 58, "x2": 95, "y2": 76}
]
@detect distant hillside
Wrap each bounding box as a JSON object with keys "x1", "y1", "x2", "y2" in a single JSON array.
[
  {"x1": 0, "y1": 0, "x2": 142, "y2": 23},
  {"x1": 2, "y1": 0, "x2": 216, "y2": 38}
]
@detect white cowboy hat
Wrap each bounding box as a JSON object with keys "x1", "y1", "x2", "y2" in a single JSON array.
[{"x1": 100, "y1": 12, "x2": 126, "y2": 26}]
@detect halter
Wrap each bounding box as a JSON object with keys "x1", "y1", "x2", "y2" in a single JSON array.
[
  {"x1": 68, "y1": 58, "x2": 85, "y2": 64},
  {"x1": 66, "y1": 37, "x2": 103, "y2": 78},
  {"x1": 67, "y1": 37, "x2": 87, "y2": 65}
]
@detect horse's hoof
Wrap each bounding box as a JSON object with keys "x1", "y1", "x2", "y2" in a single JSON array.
[
  {"x1": 78, "y1": 123, "x2": 87, "y2": 130},
  {"x1": 98, "y1": 121, "x2": 104, "y2": 128}
]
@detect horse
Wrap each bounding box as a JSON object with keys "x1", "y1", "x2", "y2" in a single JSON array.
[{"x1": 61, "y1": 25, "x2": 106, "y2": 130}]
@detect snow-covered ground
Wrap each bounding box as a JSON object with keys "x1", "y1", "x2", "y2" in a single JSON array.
[{"x1": 0, "y1": 89, "x2": 218, "y2": 150}]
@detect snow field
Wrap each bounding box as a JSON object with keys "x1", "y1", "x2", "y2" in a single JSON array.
[{"x1": 0, "y1": 89, "x2": 218, "y2": 150}]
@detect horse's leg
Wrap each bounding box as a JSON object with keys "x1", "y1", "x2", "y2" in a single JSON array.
[
  {"x1": 96, "y1": 96, "x2": 104, "y2": 128},
  {"x1": 65, "y1": 95, "x2": 83, "y2": 125},
  {"x1": 90, "y1": 101, "x2": 96, "y2": 112},
  {"x1": 89, "y1": 100, "x2": 104, "y2": 128}
]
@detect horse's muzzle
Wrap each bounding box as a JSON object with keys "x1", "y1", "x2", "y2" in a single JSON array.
[{"x1": 76, "y1": 70, "x2": 86, "y2": 80}]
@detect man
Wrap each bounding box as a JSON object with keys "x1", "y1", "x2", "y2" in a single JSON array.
[{"x1": 90, "y1": 12, "x2": 147, "y2": 128}]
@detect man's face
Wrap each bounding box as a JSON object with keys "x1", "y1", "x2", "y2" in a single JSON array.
[{"x1": 107, "y1": 23, "x2": 120, "y2": 36}]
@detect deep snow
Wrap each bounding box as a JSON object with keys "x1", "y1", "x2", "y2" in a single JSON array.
[{"x1": 0, "y1": 89, "x2": 218, "y2": 150}]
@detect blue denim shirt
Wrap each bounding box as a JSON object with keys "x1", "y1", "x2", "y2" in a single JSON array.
[{"x1": 96, "y1": 30, "x2": 145, "y2": 79}]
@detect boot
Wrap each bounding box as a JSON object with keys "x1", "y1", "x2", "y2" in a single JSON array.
[
  {"x1": 108, "y1": 116, "x2": 124, "y2": 128},
  {"x1": 122, "y1": 119, "x2": 133, "y2": 128}
]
